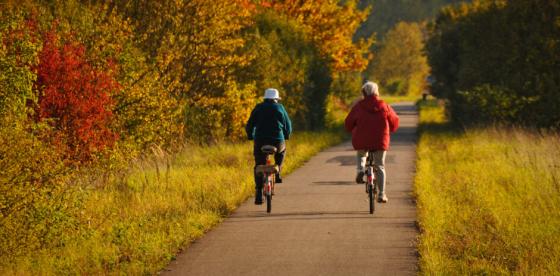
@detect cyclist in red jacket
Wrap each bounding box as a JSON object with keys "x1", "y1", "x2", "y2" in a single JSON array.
[{"x1": 344, "y1": 81, "x2": 399, "y2": 203}]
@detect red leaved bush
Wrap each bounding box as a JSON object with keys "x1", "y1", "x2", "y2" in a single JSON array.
[{"x1": 35, "y1": 29, "x2": 120, "y2": 162}]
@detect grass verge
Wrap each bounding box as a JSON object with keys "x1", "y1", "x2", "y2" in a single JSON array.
[
  {"x1": 415, "y1": 100, "x2": 560, "y2": 274},
  {"x1": 2, "y1": 128, "x2": 348, "y2": 274},
  {"x1": 382, "y1": 95, "x2": 421, "y2": 104}
]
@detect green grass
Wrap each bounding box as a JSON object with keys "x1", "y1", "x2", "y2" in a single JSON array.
[
  {"x1": 3, "y1": 129, "x2": 348, "y2": 275},
  {"x1": 382, "y1": 94, "x2": 421, "y2": 104},
  {"x1": 415, "y1": 100, "x2": 560, "y2": 274}
]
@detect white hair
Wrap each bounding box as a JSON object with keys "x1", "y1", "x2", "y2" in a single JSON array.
[{"x1": 362, "y1": 81, "x2": 379, "y2": 96}]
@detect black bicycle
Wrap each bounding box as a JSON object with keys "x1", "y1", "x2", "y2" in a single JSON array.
[
  {"x1": 255, "y1": 145, "x2": 279, "y2": 213},
  {"x1": 364, "y1": 151, "x2": 378, "y2": 214}
]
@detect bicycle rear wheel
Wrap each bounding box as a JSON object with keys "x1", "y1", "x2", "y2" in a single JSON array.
[
  {"x1": 266, "y1": 194, "x2": 272, "y2": 213},
  {"x1": 368, "y1": 183, "x2": 374, "y2": 214}
]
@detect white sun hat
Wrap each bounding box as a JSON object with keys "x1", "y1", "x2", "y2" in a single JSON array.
[{"x1": 263, "y1": 88, "x2": 281, "y2": 100}]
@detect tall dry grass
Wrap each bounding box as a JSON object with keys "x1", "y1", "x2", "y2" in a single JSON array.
[
  {"x1": 2, "y1": 130, "x2": 347, "y2": 274},
  {"x1": 415, "y1": 101, "x2": 560, "y2": 274}
]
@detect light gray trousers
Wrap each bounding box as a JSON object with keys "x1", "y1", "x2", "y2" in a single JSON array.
[{"x1": 356, "y1": 150, "x2": 387, "y2": 196}]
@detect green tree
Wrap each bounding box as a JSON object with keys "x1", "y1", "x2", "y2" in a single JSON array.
[
  {"x1": 246, "y1": 1, "x2": 372, "y2": 129},
  {"x1": 241, "y1": 11, "x2": 329, "y2": 130},
  {"x1": 369, "y1": 21, "x2": 430, "y2": 95},
  {"x1": 105, "y1": 0, "x2": 256, "y2": 142},
  {"x1": 427, "y1": 0, "x2": 560, "y2": 127}
]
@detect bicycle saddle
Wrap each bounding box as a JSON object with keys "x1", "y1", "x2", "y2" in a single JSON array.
[{"x1": 261, "y1": 145, "x2": 277, "y2": 154}]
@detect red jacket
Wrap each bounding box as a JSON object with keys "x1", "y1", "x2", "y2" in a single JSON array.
[{"x1": 344, "y1": 95, "x2": 399, "y2": 151}]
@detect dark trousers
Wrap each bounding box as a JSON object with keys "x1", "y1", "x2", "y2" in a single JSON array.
[{"x1": 253, "y1": 139, "x2": 286, "y2": 189}]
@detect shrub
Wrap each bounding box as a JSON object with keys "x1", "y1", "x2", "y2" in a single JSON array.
[
  {"x1": 452, "y1": 84, "x2": 537, "y2": 125},
  {"x1": 35, "y1": 28, "x2": 120, "y2": 162},
  {"x1": 0, "y1": 118, "x2": 82, "y2": 263},
  {"x1": 0, "y1": 10, "x2": 39, "y2": 119},
  {"x1": 183, "y1": 82, "x2": 257, "y2": 143},
  {"x1": 0, "y1": 11, "x2": 82, "y2": 264}
]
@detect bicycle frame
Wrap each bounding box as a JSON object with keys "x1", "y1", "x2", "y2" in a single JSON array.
[
  {"x1": 366, "y1": 159, "x2": 376, "y2": 189},
  {"x1": 263, "y1": 154, "x2": 275, "y2": 197},
  {"x1": 365, "y1": 151, "x2": 377, "y2": 214},
  {"x1": 365, "y1": 152, "x2": 377, "y2": 185},
  {"x1": 255, "y1": 147, "x2": 279, "y2": 213}
]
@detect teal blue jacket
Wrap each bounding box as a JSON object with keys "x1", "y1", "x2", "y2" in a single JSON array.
[{"x1": 245, "y1": 100, "x2": 292, "y2": 141}]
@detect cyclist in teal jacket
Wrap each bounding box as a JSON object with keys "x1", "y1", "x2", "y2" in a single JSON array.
[{"x1": 245, "y1": 88, "x2": 292, "y2": 204}]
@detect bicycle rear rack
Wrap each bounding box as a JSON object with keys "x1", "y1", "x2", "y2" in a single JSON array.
[{"x1": 255, "y1": 164, "x2": 279, "y2": 174}]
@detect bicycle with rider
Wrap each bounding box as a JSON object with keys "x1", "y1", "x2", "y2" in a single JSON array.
[
  {"x1": 245, "y1": 88, "x2": 292, "y2": 205},
  {"x1": 344, "y1": 81, "x2": 399, "y2": 203}
]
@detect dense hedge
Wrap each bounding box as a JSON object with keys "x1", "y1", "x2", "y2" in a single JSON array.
[{"x1": 426, "y1": 0, "x2": 560, "y2": 127}]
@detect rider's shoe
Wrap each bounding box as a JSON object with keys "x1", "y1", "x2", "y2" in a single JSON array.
[
  {"x1": 254, "y1": 189, "x2": 263, "y2": 205},
  {"x1": 378, "y1": 194, "x2": 388, "y2": 203},
  {"x1": 275, "y1": 172, "x2": 282, "y2": 183},
  {"x1": 355, "y1": 171, "x2": 365, "y2": 184},
  {"x1": 254, "y1": 197, "x2": 263, "y2": 205}
]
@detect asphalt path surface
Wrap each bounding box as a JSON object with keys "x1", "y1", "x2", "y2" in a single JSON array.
[{"x1": 163, "y1": 102, "x2": 419, "y2": 275}]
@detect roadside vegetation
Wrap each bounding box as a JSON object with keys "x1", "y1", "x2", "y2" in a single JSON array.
[
  {"x1": 416, "y1": 1, "x2": 560, "y2": 274},
  {"x1": 427, "y1": 0, "x2": 560, "y2": 128},
  {"x1": 415, "y1": 100, "x2": 560, "y2": 274},
  {"x1": 9, "y1": 0, "x2": 559, "y2": 274},
  {"x1": 1, "y1": 127, "x2": 347, "y2": 274},
  {"x1": 356, "y1": 0, "x2": 462, "y2": 98},
  {"x1": 356, "y1": 0, "x2": 464, "y2": 40},
  {"x1": 367, "y1": 21, "x2": 430, "y2": 97},
  {"x1": 382, "y1": 95, "x2": 421, "y2": 104},
  {"x1": 1, "y1": 0, "x2": 365, "y2": 273}
]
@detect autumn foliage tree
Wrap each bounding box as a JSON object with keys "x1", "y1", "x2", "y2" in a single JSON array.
[
  {"x1": 105, "y1": 0, "x2": 256, "y2": 142},
  {"x1": 263, "y1": 0, "x2": 373, "y2": 72},
  {"x1": 240, "y1": 1, "x2": 373, "y2": 129},
  {"x1": 35, "y1": 28, "x2": 119, "y2": 162}
]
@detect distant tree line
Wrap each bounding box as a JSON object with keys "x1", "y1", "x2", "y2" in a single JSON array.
[
  {"x1": 356, "y1": 0, "x2": 465, "y2": 40},
  {"x1": 427, "y1": 0, "x2": 560, "y2": 127}
]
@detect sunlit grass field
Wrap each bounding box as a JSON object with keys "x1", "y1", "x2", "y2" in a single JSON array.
[
  {"x1": 415, "y1": 100, "x2": 560, "y2": 274},
  {"x1": 4, "y1": 129, "x2": 347, "y2": 274}
]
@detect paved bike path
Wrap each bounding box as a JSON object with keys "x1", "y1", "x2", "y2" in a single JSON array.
[{"x1": 163, "y1": 102, "x2": 418, "y2": 275}]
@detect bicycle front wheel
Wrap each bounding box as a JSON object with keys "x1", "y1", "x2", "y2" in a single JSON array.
[{"x1": 368, "y1": 183, "x2": 374, "y2": 214}]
